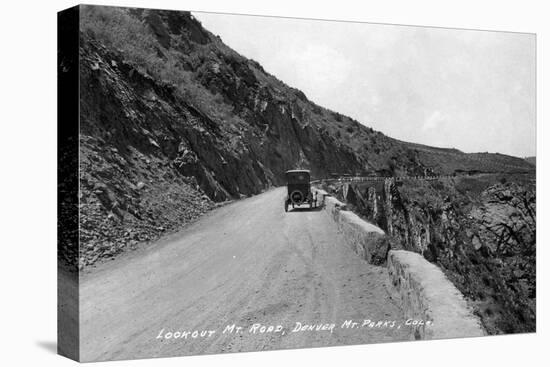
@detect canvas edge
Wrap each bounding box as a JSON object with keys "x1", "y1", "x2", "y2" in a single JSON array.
[{"x1": 57, "y1": 4, "x2": 81, "y2": 362}]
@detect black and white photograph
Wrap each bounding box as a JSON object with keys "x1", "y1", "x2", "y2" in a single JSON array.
[
  {"x1": 3, "y1": 1, "x2": 548, "y2": 366},
  {"x1": 55, "y1": 3, "x2": 539, "y2": 362}
]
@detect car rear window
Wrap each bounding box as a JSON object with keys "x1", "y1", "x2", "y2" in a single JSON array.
[{"x1": 287, "y1": 172, "x2": 309, "y2": 183}]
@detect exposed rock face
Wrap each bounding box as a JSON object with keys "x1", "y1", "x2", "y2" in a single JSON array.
[{"x1": 326, "y1": 174, "x2": 535, "y2": 334}]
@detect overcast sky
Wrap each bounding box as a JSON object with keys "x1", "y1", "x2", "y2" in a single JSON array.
[{"x1": 194, "y1": 12, "x2": 536, "y2": 157}]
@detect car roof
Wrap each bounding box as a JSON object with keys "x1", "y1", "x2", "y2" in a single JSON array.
[{"x1": 285, "y1": 169, "x2": 310, "y2": 174}]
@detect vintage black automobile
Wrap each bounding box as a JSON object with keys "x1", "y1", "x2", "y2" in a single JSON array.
[{"x1": 284, "y1": 169, "x2": 317, "y2": 212}]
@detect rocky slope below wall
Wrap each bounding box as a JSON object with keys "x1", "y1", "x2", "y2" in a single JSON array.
[{"x1": 324, "y1": 173, "x2": 535, "y2": 334}]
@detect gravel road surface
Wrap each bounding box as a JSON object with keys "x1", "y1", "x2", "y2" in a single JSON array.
[{"x1": 80, "y1": 187, "x2": 411, "y2": 361}]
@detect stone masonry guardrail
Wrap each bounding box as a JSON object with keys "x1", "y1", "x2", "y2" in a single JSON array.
[
  {"x1": 313, "y1": 188, "x2": 485, "y2": 340},
  {"x1": 387, "y1": 250, "x2": 485, "y2": 340}
]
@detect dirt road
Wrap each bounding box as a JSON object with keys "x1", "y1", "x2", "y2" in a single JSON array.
[{"x1": 80, "y1": 187, "x2": 411, "y2": 361}]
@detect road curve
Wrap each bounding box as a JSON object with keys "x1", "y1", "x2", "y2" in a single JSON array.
[{"x1": 80, "y1": 187, "x2": 411, "y2": 362}]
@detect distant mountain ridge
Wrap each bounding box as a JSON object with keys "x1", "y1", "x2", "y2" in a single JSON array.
[{"x1": 524, "y1": 156, "x2": 536, "y2": 166}]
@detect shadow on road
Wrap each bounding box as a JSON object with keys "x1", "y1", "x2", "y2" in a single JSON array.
[{"x1": 286, "y1": 206, "x2": 324, "y2": 213}]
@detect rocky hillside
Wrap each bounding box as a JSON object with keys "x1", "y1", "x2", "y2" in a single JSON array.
[
  {"x1": 325, "y1": 173, "x2": 536, "y2": 334},
  {"x1": 76, "y1": 6, "x2": 534, "y2": 269}
]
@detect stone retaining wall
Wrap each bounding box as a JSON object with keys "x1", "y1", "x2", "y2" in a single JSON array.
[
  {"x1": 316, "y1": 189, "x2": 389, "y2": 265},
  {"x1": 314, "y1": 188, "x2": 485, "y2": 340},
  {"x1": 388, "y1": 250, "x2": 485, "y2": 339}
]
